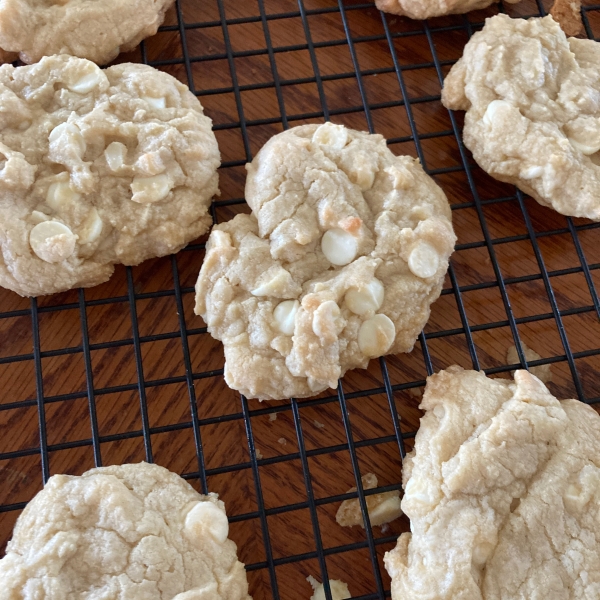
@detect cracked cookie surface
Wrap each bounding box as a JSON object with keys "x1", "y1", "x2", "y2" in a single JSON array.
[
  {"x1": 384, "y1": 366, "x2": 600, "y2": 600},
  {"x1": 0, "y1": 55, "x2": 219, "y2": 297},
  {"x1": 0, "y1": 0, "x2": 175, "y2": 65},
  {"x1": 195, "y1": 123, "x2": 455, "y2": 400},
  {"x1": 0, "y1": 462, "x2": 251, "y2": 600},
  {"x1": 443, "y1": 14, "x2": 600, "y2": 221}
]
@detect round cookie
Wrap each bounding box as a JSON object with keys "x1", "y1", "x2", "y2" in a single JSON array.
[
  {"x1": 195, "y1": 123, "x2": 455, "y2": 401},
  {"x1": 0, "y1": 462, "x2": 251, "y2": 600},
  {"x1": 375, "y1": 0, "x2": 520, "y2": 20},
  {"x1": 0, "y1": 55, "x2": 220, "y2": 297},
  {"x1": 442, "y1": 14, "x2": 600, "y2": 221},
  {"x1": 385, "y1": 366, "x2": 600, "y2": 600},
  {"x1": 0, "y1": 0, "x2": 175, "y2": 65}
]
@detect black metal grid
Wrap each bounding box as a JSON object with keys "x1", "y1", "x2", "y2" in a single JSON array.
[{"x1": 1, "y1": 1, "x2": 600, "y2": 599}]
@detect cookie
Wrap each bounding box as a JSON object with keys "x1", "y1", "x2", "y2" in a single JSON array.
[
  {"x1": 505, "y1": 341, "x2": 552, "y2": 383},
  {"x1": 442, "y1": 14, "x2": 600, "y2": 221},
  {"x1": 308, "y1": 576, "x2": 351, "y2": 600},
  {"x1": 336, "y1": 472, "x2": 403, "y2": 528},
  {"x1": 0, "y1": 0, "x2": 175, "y2": 65},
  {"x1": 195, "y1": 123, "x2": 455, "y2": 401},
  {"x1": 0, "y1": 55, "x2": 219, "y2": 297},
  {"x1": 375, "y1": 0, "x2": 520, "y2": 20},
  {"x1": 384, "y1": 366, "x2": 600, "y2": 600},
  {"x1": 0, "y1": 462, "x2": 251, "y2": 600}
]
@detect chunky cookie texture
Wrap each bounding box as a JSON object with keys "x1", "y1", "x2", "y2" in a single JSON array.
[
  {"x1": 384, "y1": 366, "x2": 600, "y2": 600},
  {"x1": 0, "y1": 462, "x2": 251, "y2": 600},
  {"x1": 375, "y1": 0, "x2": 520, "y2": 20},
  {"x1": 0, "y1": 55, "x2": 219, "y2": 297},
  {"x1": 195, "y1": 123, "x2": 455, "y2": 400},
  {"x1": 0, "y1": 0, "x2": 175, "y2": 65},
  {"x1": 443, "y1": 14, "x2": 600, "y2": 221}
]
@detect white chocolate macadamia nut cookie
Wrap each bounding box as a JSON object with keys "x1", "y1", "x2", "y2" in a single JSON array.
[
  {"x1": 443, "y1": 14, "x2": 600, "y2": 221},
  {"x1": 0, "y1": 462, "x2": 251, "y2": 600},
  {"x1": 385, "y1": 366, "x2": 600, "y2": 600},
  {"x1": 0, "y1": 55, "x2": 219, "y2": 297},
  {"x1": 195, "y1": 123, "x2": 455, "y2": 401},
  {"x1": 0, "y1": 0, "x2": 175, "y2": 65},
  {"x1": 375, "y1": 0, "x2": 520, "y2": 20}
]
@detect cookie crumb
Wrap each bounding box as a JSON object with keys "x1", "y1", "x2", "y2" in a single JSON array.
[
  {"x1": 408, "y1": 387, "x2": 422, "y2": 398},
  {"x1": 307, "y1": 576, "x2": 351, "y2": 600},
  {"x1": 506, "y1": 342, "x2": 552, "y2": 384},
  {"x1": 550, "y1": 0, "x2": 583, "y2": 37},
  {"x1": 277, "y1": 437, "x2": 287, "y2": 446},
  {"x1": 269, "y1": 413, "x2": 277, "y2": 422},
  {"x1": 336, "y1": 473, "x2": 403, "y2": 528},
  {"x1": 314, "y1": 419, "x2": 326, "y2": 429},
  {"x1": 255, "y1": 448, "x2": 263, "y2": 460}
]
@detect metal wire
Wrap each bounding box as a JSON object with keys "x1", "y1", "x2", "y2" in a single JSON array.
[{"x1": 1, "y1": 1, "x2": 600, "y2": 599}]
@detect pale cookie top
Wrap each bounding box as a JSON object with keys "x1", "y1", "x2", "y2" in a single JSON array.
[
  {"x1": 0, "y1": 0, "x2": 175, "y2": 65},
  {"x1": 384, "y1": 366, "x2": 600, "y2": 600},
  {"x1": 195, "y1": 123, "x2": 455, "y2": 401},
  {"x1": 0, "y1": 462, "x2": 251, "y2": 600},
  {"x1": 442, "y1": 14, "x2": 600, "y2": 221},
  {"x1": 375, "y1": 0, "x2": 520, "y2": 20},
  {"x1": 0, "y1": 55, "x2": 219, "y2": 297}
]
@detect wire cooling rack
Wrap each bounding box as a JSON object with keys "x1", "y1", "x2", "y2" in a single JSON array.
[{"x1": 1, "y1": 1, "x2": 600, "y2": 598}]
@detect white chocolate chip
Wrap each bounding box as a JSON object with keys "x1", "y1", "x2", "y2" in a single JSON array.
[
  {"x1": 131, "y1": 174, "x2": 172, "y2": 204},
  {"x1": 68, "y1": 69, "x2": 105, "y2": 94},
  {"x1": 565, "y1": 116, "x2": 600, "y2": 156},
  {"x1": 351, "y1": 163, "x2": 376, "y2": 191},
  {"x1": 251, "y1": 270, "x2": 290, "y2": 297},
  {"x1": 472, "y1": 542, "x2": 493, "y2": 567},
  {"x1": 433, "y1": 404, "x2": 446, "y2": 419},
  {"x1": 483, "y1": 99, "x2": 512, "y2": 127},
  {"x1": 569, "y1": 138, "x2": 600, "y2": 156},
  {"x1": 49, "y1": 122, "x2": 86, "y2": 158},
  {"x1": 274, "y1": 300, "x2": 299, "y2": 336},
  {"x1": 358, "y1": 313, "x2": 395, "y2": 358},
  {"x1": 136, "y1": 151, "x2": 166, "y2": 176},
  {"x1": 184, "y1": 501, "x2": 229, "y2": 544},
  {"x1": 368, "y1": 494, "x2": 403, "y2": 527},
  {"x1": 403, "y1": 477, "x2": 434, "y2": 507},
  {"x1": 143, "y1": 96, "x2": 167, "y2": 109},
  {"x1": 345, "y1": 278, "x2": 384, "y2": 316},
  {"x1": 564, "y1": 483, "x2": 586, "y2": 513},
  {"x1": 408, "y1": 241, "x2": 440, "y2": 279},
  {"x1": 31, "y1": 210, "x2": 50, "y2": 224},
  {"x1": 312, "y1": 122, "x2": 348, "y2": 150},
  {"x1": 78, "y1": 208, "x2": 103, "y2": 244},
  {"x1": 30, "y1": 221, "x2": 77, "y2": 263},
  {"x1": 521, "y1": 165, "x2": 543, "y2": 180},
  {"x1": 321, "y1": 228, "x2": 358, "y2": 266},
  {"x1": 104, "y1": 142, "x2": 127, "y2": 172},
  {"x1": 46, "y1": 181, "x2": 81, "y2": 212}
]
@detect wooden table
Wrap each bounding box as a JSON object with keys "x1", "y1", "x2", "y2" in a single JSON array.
[{"x1": 1, "y1": 1, "x2": 600, "y2": 598}]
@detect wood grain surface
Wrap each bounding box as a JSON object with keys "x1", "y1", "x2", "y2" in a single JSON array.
[{"x1": 1, "y1": 1, "x2": 600, "y2": 599}]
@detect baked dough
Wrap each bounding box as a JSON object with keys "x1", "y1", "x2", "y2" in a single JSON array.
[
  {"x1": 442, "y1": 14, "x2": 600, "y2": 221},
  {"x1": 0, "y1": 462, "x2": 251, "y2": 600},
  {"x1": 195, "y1": 123, "x2": 455, "y2": 400},
  {"x1": 0, "y1": 0, "x2": 175, "y2": 65},
  {"x1": 335, "y1": 473, "x2": 403, "y2": 528},
  {"x1": 550, "y1": 0, "x2": 583, "y2": 37},
  {"x1": 0, "y1": 55, "x2": 219, "y2": 297},
  {"x1": 375, "y1": 0, "x2": 520, "y2": 20},
  {"x1": 384, "y1": 366, "x2": 600, "y2": 600}
]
